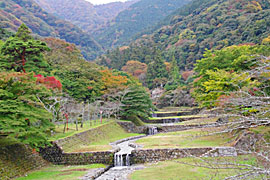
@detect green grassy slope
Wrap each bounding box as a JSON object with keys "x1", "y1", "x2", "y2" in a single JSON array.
[
  {"x1": 130, "y1": 156, "x2": 262, "y2": 180},
  {"x1": 17, "y1": 164, "x2": 105, "y2": 180},
  {"x1": 56, "y1": 121, "x2": 141, "y2": 153}
]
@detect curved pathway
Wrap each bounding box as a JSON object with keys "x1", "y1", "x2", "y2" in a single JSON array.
[{"x1": 95, "y1": 165, "x2": 145, "y2": 180}]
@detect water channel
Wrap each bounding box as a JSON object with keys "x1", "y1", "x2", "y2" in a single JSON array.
[{"x1": 95, "y1": 127, "x2": 158, "y2": 180}]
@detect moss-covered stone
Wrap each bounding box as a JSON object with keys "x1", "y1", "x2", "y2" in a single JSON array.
[{"x1": 0, "y1": 138, "x2": 47, "y2": 180}]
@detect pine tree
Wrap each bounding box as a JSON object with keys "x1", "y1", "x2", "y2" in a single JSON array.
[
  {"x1": 1, "y1": 24, "x2": 50, "y2": 74},
  {"x1": 121, "y1": 85, "x2": 154, "y2": 121},
  {"x1": 0, "y1": 72, "x2": 54, "y2": 148}
]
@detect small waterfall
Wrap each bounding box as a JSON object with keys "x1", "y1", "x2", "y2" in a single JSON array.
[
  {"x1": 148, "y1": 127, "x2": 158, "y2": 135},
  {"x1": 114, "y1": 153, "x2": 131, "y2": 167}
]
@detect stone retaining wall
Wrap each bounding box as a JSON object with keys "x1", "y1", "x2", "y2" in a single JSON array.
[
  {"x1": 160, "y1": 123, "x2": 219, "y2": 132},
  {"x1": 40, "y1": 143, "x2": 117, "y2": 165},
  {"x1": 153, "y1": 108, "x2": 202, "y2": 118},
  {"x1": 143, "y1": 116, "x2": 210, "y2": 124},
  {"x1": 131, "y1": 147, "x2": 237, "y2": 164},
  {"x1": 0, "y1": 143, "x2": 47, "y2": 180}
]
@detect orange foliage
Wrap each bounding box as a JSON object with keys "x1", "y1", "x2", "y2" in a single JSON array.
[
  {"x1": 238, "y1": 43, "x2": 256, "y2": 46},
  {"x1": 193, "y1": 76, "x2": 202, "y2": 83},
  {"x1": 43, "y1": 37, "x2": 77, "y2": 52},
  {"x1": 216, "y1": 94, "x2": 235, "y2": 107},
  {"x1": 100, "y1": 69, "x2": 129, "y2": 94},
  {"x1": 119, "y1": 46, "x2": 130, "y2": 51},
  {"x1": 182, "y1": 71, "x2": 194, "y2": 81},
  {"x1": 164, "y1": 62, "x2": 171, "y2": 73},
  {"x1": 122, "y1": 60, "x2": 147, "y2": 78}
]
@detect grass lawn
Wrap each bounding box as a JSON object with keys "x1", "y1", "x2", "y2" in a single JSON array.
[
  {"x1": 17, "y1": 164, "x2": 105, "y2": 180},
  {"x1": 130, "y1": 156, "x2": 263, "y2": 180},
  {"x1": 153, "y1": 111, "x2": 189, "y2": 114},
  {"x1": 175, "y1": 117, "x2": 218, "y2": 125},
  {"x1": 50, "y1": 119, "x2": 112, "y2": 141},
  {"x1": 158, "y1": 107, "x2": 195, "y2": 112},
  {"x1": 149, "y1": 115, "x2": 208, "y2": 120},
  {"x1": 61, "y1": 121, "x2": 141, "y2": 153},
  {"x1": 135, "y1": 127, "x2": 233, "y2": 149}
]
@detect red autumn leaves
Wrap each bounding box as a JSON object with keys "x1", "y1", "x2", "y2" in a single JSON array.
[{"x1": 34, "y1": 74, "x2": 62, "y2": 90}]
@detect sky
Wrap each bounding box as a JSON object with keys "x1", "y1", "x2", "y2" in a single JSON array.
[{"x1": 85, "y1": 0, "x2": 128, "y2": 5}]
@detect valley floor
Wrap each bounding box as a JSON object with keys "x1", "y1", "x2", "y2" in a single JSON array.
[{"x1": 6, "y1": 107, "x2": 269, "y2": 180}]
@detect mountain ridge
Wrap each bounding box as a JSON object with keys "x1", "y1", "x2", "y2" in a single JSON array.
[
  {"x1": 0, "y1": 0, "x2": 102, "y2": 60},
  {"x1": 92, "y1": 0, "x2": 191, "y2": 49},
  {"x1": 34, "y1": 0, "x2": 138, "y2": 34},
  {"x1": 98, "y1": 0, "x2": 270, "y2": 70}
]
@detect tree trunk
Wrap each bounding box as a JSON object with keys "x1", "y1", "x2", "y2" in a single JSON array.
[
  {"x1": 81, "y1": 103, "x2": 85, "y2": 128},
  {"x1": 76, "y1": 117, "x2": 78, "y2": 131}
]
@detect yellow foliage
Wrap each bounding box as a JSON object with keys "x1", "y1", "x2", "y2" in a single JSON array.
[
  {"x1": 100, "y1": 69, "x2": 129, "y2": 94},
  {"x1": 179, "y1": 29, "x2": 196, "y2": 40},
  {"x1": 246, "y1": 1, "x2": 262, "y2": 12},
  {"x1": 262, "y1": 36, "x2": 270, "y2": 45}
]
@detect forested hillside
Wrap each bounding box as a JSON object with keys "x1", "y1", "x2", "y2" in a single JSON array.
[
  {"x1": 0, "y1": 24, "x2": 152, "y2": 149},
  {"x1": 98, "y1": 0, "x2": 270, "y2": 71},
  {"x1": 34, "y1": 0, "x2": 138, "y2": 33},
  {"x1": 0, "y1": 0, "x2": 102, "y2": 60},
  {"x1": 92, "y1": 0, "x2": 191, "y2": 49}
]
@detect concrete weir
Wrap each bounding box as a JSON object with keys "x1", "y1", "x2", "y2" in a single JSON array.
[{"x1": 96, "y1": 136, "x2": 145, "y2": 180}]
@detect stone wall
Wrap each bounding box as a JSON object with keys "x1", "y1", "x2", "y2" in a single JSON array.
[
  {"x1": 153, "y1": 108, "x2": 202, "y2": 118},
  {"x1": 131, "y1": 147, "x2": 237, "y2": 164},
  {"x1": 40, "y1": 121, "x2": 145, "y2": 166},
  {"x1": 117, "y1": 121, "x2": 147, "y2": 134},
  {"x1": 0, "y1": 143, "x2": 48, "y2": 180},
  {"x1": 40, "y1": 142, "x2": 117, "y2": 165},
  {"x1": 143, "y1": 116, "x2": 210, "y2": 124},
  {"x1": 160, "y1": 123, "x2": 219, "y2": 132}
]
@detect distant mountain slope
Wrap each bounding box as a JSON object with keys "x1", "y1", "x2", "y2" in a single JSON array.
[
  {"x1": 98, "y1": 0, "x2": 270, "y2": 70},
  {"x1": 92, "y1": 0, "x2": 191, "y2": 49},
  {"x1": 0, "y1": 0, "x2": 102, "y2": 60},
  {"x1": 0, "y1": 28, "x2": 13, "y2": 41},
  {"x1": 34, "y1": 0, "x2": 138, "y2": 33}
]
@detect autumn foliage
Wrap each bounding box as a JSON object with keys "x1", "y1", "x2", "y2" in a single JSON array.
[
  {"x1": 122, "y1": 60, "x2": 147, "y2": 78},
  {"x1": 182, "y1": 71, "x2": 194, "y2": 81},
  {"x1": 100, "y1": 69, "x2": 129, "y2": 94},
  {"x1": 34, "y1": 74, "x2": 62, "y2": 90}
]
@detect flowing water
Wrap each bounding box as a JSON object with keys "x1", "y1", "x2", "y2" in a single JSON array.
[
  {"x1": 114, "y1": 140, "x2": 133, "y2": 167},
  {"x1": 148, "y1": 126, "x2": 158, "y2": 135},
  {"x1": 95, "y1": 137, "x2": 145, "y2": 180}
]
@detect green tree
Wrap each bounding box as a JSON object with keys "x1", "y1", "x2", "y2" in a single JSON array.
[
  {"x1": 165, "y1": 55, "x2": 182, "y2": 90},
  {"x1": 193, "y1": 69, "x2": 258, "y2": 107},
  {"x1": 43, "y1": 38, "x2": 104, "y2": 103},
  {"x1": 194, "y1": 45, "x2": 270, "y2": 76},
  {"x1": 192, "y1": 44, "x2": 269, "y2": 107},
  {"x1": 120, "y1": 85, "x2": 154, "y2": 123},
  {"x1": 1, "y1": 24, "x2": 50, "y2": 74},
  {"x1": 0, "y1": 72, "x2": 54, "y2": 148},
  {"x1": 146, "y1": 49, "x2": 168, "y2": 88}
]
